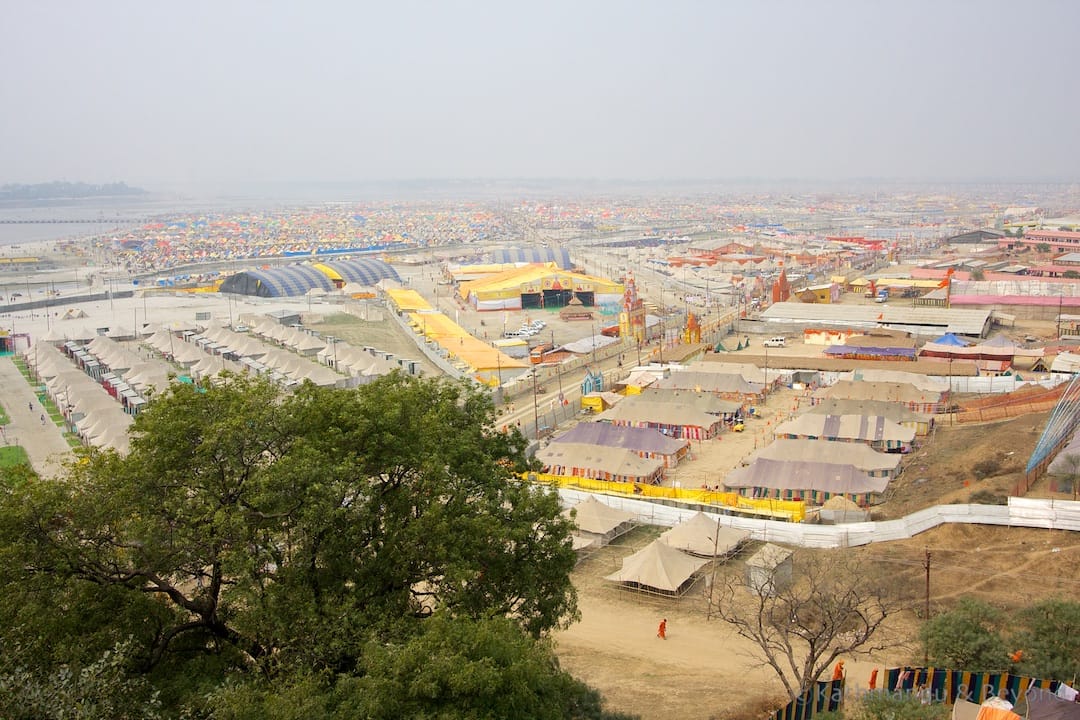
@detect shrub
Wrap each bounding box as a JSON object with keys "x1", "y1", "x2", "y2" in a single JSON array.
[
  {"x1": 850, "y1": 691, "x2": 948, "y2": 720},
  {"x1": 969, "y1": 489, "x2": 1007, "y2": 505},
  {"x1": 971, "y1": 459, "x2": 1001, "y2": 479}
]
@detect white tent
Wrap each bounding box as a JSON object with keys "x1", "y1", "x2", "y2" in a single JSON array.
[
  {"x1": 41, "y1": 326, "x2": 69, "y2": 343},
  {"x1": 659, "y1": 512, "x2": 750, "y2": 557},
  {"x1": 604, "y1": 540, "x2": 710, "y2": 595},
  {"x1": 562, "y1": 495, "x2": 636, "y2": 540}
]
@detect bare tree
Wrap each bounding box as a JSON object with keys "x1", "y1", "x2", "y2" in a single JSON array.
[{"x1": 713, "y1": 550, "x2": 899, "y2": 702}]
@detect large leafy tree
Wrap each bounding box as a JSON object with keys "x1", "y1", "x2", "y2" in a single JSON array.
[
  {"x1": 0, "y1": 372, "x2": 579, "y2": 703},
  {"x1": 200, "y1": 615, "x2": 634, "y2": 720},
  {"x1": 920, "y1": 598, "x2": 1009, "y2": 673},
  {"x1": 1013, "y1": 599, "x2": 1080, "y2": 681}
]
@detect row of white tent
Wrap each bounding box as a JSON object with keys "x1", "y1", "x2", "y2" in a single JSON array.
[
  {"x1": 243, "y1": 321, "x2": 404, "y2": 379},
  {"x1": 141, "y1": 327, "x2": 342, "y2": 387},
  {"x1": 248, "y1": 319, "x2": 327, "y2": 355},
  {"x1": 143, "y1": 324, "x2": 400, "y2": 386},
  {"x1": 82, "y1": 336, "x2": 175, "y2": 392},
  {"x1": 27, "y1": 343, "x2": 135, "y2": 454}
]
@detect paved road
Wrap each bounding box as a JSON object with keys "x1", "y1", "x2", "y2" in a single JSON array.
[{"x1": 0, "y1": 355, "x2": 75, "y2": 478}]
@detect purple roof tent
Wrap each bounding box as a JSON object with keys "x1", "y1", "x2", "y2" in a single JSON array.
[
  {"x1": 933, "y1": 332, "x2": 970, "y2": 346},
  {"x1": 551, "y1": 421, "x2": 688, "y2": 455},
  {"x1": 823, "y1": 346, "x2": 917, "y2": 358}
]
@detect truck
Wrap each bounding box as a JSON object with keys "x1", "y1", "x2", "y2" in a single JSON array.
[{"x1": 875, "y1": 288, "x2": 889, "y2": 303}]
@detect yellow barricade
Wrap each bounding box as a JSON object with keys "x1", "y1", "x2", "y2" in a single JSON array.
[{"x1": 524, "y1": 473, "x2": 805, "y2": 522}]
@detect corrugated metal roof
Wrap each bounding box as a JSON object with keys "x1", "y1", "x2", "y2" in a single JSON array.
[{"x1": 759, "y1": 301, "x2": 991, "y2": 336}]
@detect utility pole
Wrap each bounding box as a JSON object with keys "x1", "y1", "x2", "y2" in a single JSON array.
[
  {"x1": 923, "y1": 548, "x2": 932, "y2": 666},
  {"x1": 1058, "y1": 294, "x2": 1063, "y2": 340},
  {"x1": 706, "y1": 514, "x2": 721, "y2": 621}
]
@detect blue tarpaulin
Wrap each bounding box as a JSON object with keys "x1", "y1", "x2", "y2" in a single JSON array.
[{"x1": 933, "y1": 333, "x2": 969, "y2": 346}]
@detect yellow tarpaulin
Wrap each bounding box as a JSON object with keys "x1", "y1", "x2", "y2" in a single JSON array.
[
  {"x1": 385, "y1": 288, "x2": 433, "y2": 311},
  {"x1": 406, "y1": 311, "x2": 527, "y2": 373}
]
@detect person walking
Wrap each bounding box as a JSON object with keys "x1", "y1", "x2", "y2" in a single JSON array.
[
  {"x1": 832, "y1": 660, "x2": 845, "y2": 682},
  {"x1": 657, "y1": 618, "x2": 667, "y2": 640},
  {"x1": 40, "y1": 414, "x2": 46, "y2": 426}
]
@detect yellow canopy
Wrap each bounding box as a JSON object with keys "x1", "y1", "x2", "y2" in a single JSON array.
[
  {"x1": 385, "y1": 287, "x2": 433, "y2": 311},
  {"x1": 407, "y1": 311, "x2": 526, "y2": 373}
]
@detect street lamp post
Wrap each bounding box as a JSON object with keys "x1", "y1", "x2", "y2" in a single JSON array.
[
  {"x1": 591, "y1": 319, "x2": 598, "y2": 365},
  {"x1": 551, "y1": 329, "x2": 563, "y2": 401},
  {"x1": 531, "y1": 369, "x2": 541, "y2": 441},
  {"x1": 763, "y1": 345, "x2": 769, "y2": 403}
]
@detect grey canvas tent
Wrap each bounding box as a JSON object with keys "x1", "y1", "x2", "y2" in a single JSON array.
[
  {"x1": 550, "y1": 421, "x2": 690, "y2": 468},
  {"x1": 725, "y1": 457, "x2": 889, "y2": 505},
  {"x1": 658, "y1": 512, "x2": 750, "y2": 557},
  {"x1": 604, "y1": 539, "x2": 710, "y2": 596},
  {"x1": 537, "y1": 443, "x2": 664, "y2": 484},
  {"x1": 745, "y1": 438, "x2": 902, "y2": 479}
]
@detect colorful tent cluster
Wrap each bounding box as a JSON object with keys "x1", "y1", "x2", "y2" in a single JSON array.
[{"x1": 100, "y1": 205, "x2": 513, "y2": 273}]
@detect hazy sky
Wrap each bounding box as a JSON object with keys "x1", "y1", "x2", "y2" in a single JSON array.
[{"x1": 2, "y1": 1, "x2": 1078, "y2": 188}]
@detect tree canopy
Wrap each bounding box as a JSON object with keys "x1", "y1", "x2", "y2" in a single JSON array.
[
  {"x1": 921, "y1": 597, "x2": 1080, "y2": 680},
  {"x1": 0, "y1": 373, "x2": 603, "y2": 717}
]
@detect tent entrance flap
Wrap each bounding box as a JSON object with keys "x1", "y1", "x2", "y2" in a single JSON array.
[
  {"x1": 543, "y1": 288, "x2": 573, "y2": 308},
  {"x1": 521, "y1": 292, "x2": 543, "y2": 309}
]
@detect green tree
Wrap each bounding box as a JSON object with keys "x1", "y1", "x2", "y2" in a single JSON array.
[
  {"x1": 1012, "y1": 599, "x2": 1080, "y2": 681},
  {"x1": 920, "y1": 599, "x2": 1009, "y2": 672},
  {"x1": 202, "y1": 615, "x2": 634, "y2": 720},
  {"x1": 0, "y1": 373, "x2": 579, "y2": 708},
  {"x1": 0, "y1": 638, "x2": 162, "y2": 720},
  {"x1": 1036, "y1": 243, "x2": 1051, "y2": 253},
  {"x1": 850, "y1": 691, "x2": 948, "y2": 720}
]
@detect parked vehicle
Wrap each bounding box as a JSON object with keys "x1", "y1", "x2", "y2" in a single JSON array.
[{"x1": 762, "y1": 337, "x2": 786, "y2": 348}]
